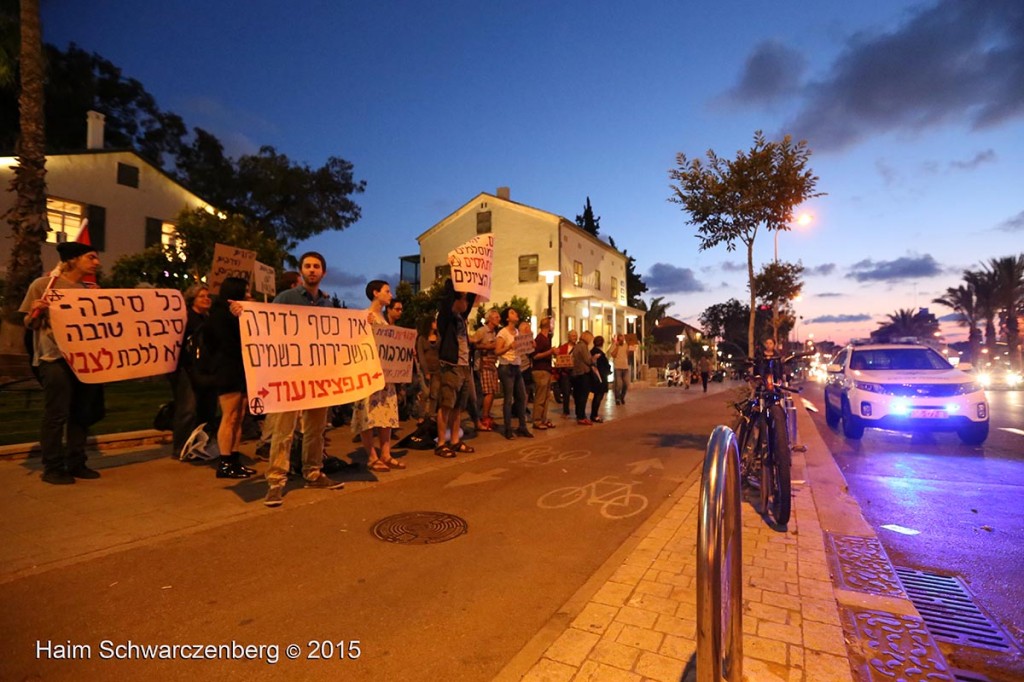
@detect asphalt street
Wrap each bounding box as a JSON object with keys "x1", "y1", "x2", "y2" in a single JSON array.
[
  {"x1": 801, "y1": 382, "x2": 1024, "y2": 682},
  {"x1": 0, "y1": 384, "x2": 733, "y2": 681}
]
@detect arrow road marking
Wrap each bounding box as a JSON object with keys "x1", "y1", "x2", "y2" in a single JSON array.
[
  {"x1": 445, "y1": 468, "x2": 509, "y2": 488},
  {"x1": 801, "y1": 398, "x2": 819, "y2": 413},
  {"x1": 627, "y1": 459, "x2": 664, "y2": 475}
]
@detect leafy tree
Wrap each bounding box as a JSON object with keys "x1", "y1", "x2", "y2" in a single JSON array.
[
  {"x1": 933, "y1": 283, "x2": 982, "y2": 366},
  {"x1": 965, "y1": 269, "x2": 1000, "y2": 354},
  {"x1": 575, "y1": 196, "x2": 600, "y2": 237},
  {"x1": 607, "y1": 235, "x2": 648, "y2": 307},
  {"x1": 698, "y1": 298, "x2": 771, "y2": 358},
  {"x1": 635, "y1": 295, "x2": 672, "y2": 342},
  {"x1": 669, "y1": 131, "x2": 822, "y2": 356},
  {"x1": 2, "y1": 0, "x2": 46, "y2": 326},
  {"x1": 985, "y1": 254, "x2": 1024, "y2": 369},
  {"x1": 753, "y1": 260, "x2": 804, "y2": 344},
  {"x1": 871, "y1": 308, "x2": 939, "y2": 342},
  {"x1": 474, "y1": 296, "x2": 532, "y2": 329}
]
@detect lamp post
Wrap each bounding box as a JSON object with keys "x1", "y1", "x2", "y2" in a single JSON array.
[
  {"x1": 772, "y1": 212, "x2": 812, "y2": 346},
  {"x1": 540, "y1": 270, "x2": 560, "y2": 341}
]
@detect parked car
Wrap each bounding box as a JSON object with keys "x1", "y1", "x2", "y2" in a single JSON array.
[{"x1": 823, "y1": 341, "x2": 989, "y2": 445}]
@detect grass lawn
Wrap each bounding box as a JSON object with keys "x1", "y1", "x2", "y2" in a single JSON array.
[{"x1": 0, "y1": 377, "x2": 172, "y2": 446}]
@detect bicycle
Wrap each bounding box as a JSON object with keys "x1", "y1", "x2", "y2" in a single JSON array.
[{"x1": 733, "y1": 354, "x2": 803, "y2": 527}]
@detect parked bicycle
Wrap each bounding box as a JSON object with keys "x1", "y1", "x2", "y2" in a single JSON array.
[{"x1": 733, "y1": 353, "x2": 804, "y2": 527}]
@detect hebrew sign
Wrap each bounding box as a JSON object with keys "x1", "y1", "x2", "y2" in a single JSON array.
[
  {"x1": 447, "y1": 233, "x2": 494, "y2": 301},
  {"x1": 373, "y1": 325, "x2": 418, "y2": 384},
  {"x1": 49, "y1": 288, "x2": 187, "y2": 383},
  {"x1": 209, "y1": 243, "x2": 256, "y2": 295},
  {"x1": 238, "y1": 302, "x2": 385, "y2": 414},
  {"x1": 252, "y1": 261, "x2": 277, "y2": 298}
]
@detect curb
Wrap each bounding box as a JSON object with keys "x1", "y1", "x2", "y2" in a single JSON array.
[{"x1": 0, "y1": 429, "x2": 171, "y2": 461}]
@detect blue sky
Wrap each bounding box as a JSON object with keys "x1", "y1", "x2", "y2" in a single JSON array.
[{"x1": 42, "y1": 0, "x2": 1023, "y2": 343}]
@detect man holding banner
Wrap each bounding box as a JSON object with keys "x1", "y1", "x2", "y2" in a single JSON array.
[
  {"x1": 264, "y1": 252, "x2": 345, "y2": 508},
  {"x1": 20, "y1": 243, "x2": 105, "y2": 485}
]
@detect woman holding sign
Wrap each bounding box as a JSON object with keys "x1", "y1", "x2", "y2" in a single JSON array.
[{"x1": 352, "y1": 280, "x2": 403, "y2": 471}]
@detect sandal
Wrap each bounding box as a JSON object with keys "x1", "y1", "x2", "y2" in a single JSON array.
[
  {"x1": 476, "y1": 423, "x2": 493, "y2": 432},
  {"x1": 367, "y1": 459, "x2": 391, "y2": 472},
  {"x1": 544, "y1": 421, "x2": 557, "y2": 429},
  {"x1": 450, "y1": 441, "x2": 475, "y2": 454},
  {"x1": 434, "y1": 444, "x2": 456, "y2": 458},
  {"x1": 382, "y1": 457, "x2": 407, "y2": 469}
]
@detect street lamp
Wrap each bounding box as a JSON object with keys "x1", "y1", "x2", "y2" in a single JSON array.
[
  {"x1": 772, "y1": 211, "x2": 813, "y2": 347},
  {"x1": 540, "y1": 270, "x2": 560, "y2": 340}
]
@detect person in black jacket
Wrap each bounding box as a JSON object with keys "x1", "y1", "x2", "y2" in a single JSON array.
[
  {"x1": 589, "y1": 336, "x2": 611, "y2": 423},
  {"x1": 202, "y1": 277, "x2": 255, "y2": 479},
  {"x1": 171, "y1": 284, "x2": 217, "y2": 458},
  {"x1": 434, "y1": 278, "x2": 476, "y2": 458}
]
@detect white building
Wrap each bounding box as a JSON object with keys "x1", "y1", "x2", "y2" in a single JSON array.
[{"x1": 416, "y1": 187, "x2": 644, "y2": 344}]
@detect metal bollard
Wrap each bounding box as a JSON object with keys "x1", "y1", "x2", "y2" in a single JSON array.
[
  {"x1": 784, "y1": 396, "x2": 807, "y2": 452},
  {"x1": 697, "y1": 425, "x2": 743, "y2": 682}
]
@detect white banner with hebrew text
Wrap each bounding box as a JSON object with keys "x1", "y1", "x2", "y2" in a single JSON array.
[{"x1": 447, "y1": 233, "x2": 494, "y2": 301}]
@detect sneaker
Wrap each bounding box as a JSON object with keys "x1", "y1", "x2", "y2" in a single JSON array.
[
  {"x1": 264, "y1": 486, "x2": 285, "y2": 507},
  {"x1": 533, "y1": 422, "x2": 548, "y2": 430},
  {"x1": 68, "y1": 464, "x2": 101, "y2": 479},
  {"x1": 305, "y1": 473, "x2": 344, "y2": 490},
  {"x1": 42, "y1": 468, "x2": 75, "y2": 485}
]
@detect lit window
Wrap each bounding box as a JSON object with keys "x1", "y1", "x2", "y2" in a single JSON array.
[
  {"x1": 594, "y1": 270, "x2": 601, "y2": 291},
  {"x1": 573, "y1": 261, "x2": 583, "y2": 287},
  {"x1": 611, "y1": 276, "x2": 617, "y2": 300},
  {"x1": 45, "y1": 198, "x2": 86, "y2": 243}
]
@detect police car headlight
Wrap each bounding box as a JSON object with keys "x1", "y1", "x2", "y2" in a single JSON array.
[
  {"x1": 955, "y1": 382, "x2": 982, "y2": 394},
  {"x1": 854, "y1": 381, "x2": 885, "y2": 393}
]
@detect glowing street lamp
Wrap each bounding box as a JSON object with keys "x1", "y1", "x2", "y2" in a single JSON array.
[{"x1": 540, "y1": 270, "x2": 560, "y2": 339}]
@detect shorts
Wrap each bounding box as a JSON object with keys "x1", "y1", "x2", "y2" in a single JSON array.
[
  {"x1": 479, "y1": 363, "x2": 499, "y2": 395},
  {"x1": 438, "y1": 363, "x2": 471, "y2": 411}
]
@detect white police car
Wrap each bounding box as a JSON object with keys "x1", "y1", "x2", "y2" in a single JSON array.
[{"x1": 823, "y1": 341, "x2": 989, "y2": 445}]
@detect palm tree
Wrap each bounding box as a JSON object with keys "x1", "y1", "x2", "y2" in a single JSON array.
[
  {"x1": 985, "y1": 254, "x2": 1024, "y2": 370},
  {"x1": 3, "y1": 0, "x2": 47, "y2": 325},
  {"x1": 873, "y1": 308, "x2": 939, "y2": 342},
  {"x1": 966, "y1": 269, "x2": 1000, "y2": 357},
  {"x1": 637, "y1": 296, "x2": 672, "y2": 339},
  {"x1": 933, "y1": 284, "x2": 982, "y2": 366}
]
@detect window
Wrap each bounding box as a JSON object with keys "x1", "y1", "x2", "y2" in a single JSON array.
[
  {"x1": 117, "y1": 162, "x2": 140, "y2": 188},
  {"x1": 519, "y1": 254, "x2": 539, "y2": 282},
  {"x1": 146, "y1": 217, "x2": 179, "y2": 251},
  {"x1": 594, "y1": 270, "x2": 601, "y2": 291},
  {"x1": 620, "y1": 278, "x2": 626, "y2": 304},
  {"x1": 573, "y1": 261, "x2": 583, "y2": 287},
  {"x1": 435, "y1": 264, "x2": 452, "y2": 281},
  {"x1": 476, "y1": 211, "x2": 492, "y2": 234},
  {"x1": 611, "y1": 277, "x2": 617, "y2": 300},
  {"x1": 45, "y1": 198, "x2": 86, "y2": 244}
]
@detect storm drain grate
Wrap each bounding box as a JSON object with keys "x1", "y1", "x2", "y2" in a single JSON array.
[
  {"x1": 895, "y1": 567, "x2": 1016, "y2": 652},
  {"x1": 371, "y1": 511, "x2": 468, "y2": 545}
]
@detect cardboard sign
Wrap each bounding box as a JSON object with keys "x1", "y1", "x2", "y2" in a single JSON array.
[
  {"x1": 209, "y1": 243, "x2": 256, "y2": 295},
  {"x1": 374, "y1": 325, "x2": 418, "y2": 383},
  {"x1": 448, "y1": 234, "x2": 494, "y2": 301},
  {"x1": 514, "y1": 332, "x2": 535, "y2": 359},
  {"x1": 252, "y1": 261, "x2": 277, "y2": 298},
  {"x1": 553, "y1": 354, "x2": 574, "y2": 369},
  {"x1": 238, "y1": 302, "x2": 385, "y2": 415},
  {"x1": 49, "y1": 288, "x2": 187, "y2": 383}
]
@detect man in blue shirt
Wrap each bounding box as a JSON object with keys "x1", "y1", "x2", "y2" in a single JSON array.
[{"x1": 264, "y1": 252, "x2": 345, "y2": 507}]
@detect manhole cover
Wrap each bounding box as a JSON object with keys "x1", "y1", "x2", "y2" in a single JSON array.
[
  {"x1": 371, "y1": 511, "x2": 468, "y2": 545},
  {"x1": 895, "y1": 567, "x2": 1017, "y2": 652}
]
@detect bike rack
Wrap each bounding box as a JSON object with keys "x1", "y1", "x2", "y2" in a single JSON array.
[
  {"x1": 784, "y1": 395, "x2": 807, "y2": 453},
  {"x1": 697, "y1": 425, "x2": 743, "y2": 682}
]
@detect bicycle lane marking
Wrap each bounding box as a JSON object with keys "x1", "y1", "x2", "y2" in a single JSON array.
[{"x1": 536, "y1": 475, "x2": 649, "y2": 519}]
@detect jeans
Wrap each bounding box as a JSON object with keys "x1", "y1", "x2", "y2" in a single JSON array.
[
  {"x1": 613, "y1": 369, "x2": 629, "y2": 403},
  {"x1": 532, "y1": 370, "x2": 552, "y2": 425},
  {"x1": 571, "y1": 373, "x2": 591, "y2": 421},
  {"x1": 498, "y1": 364, "x2": 528, "y2": 431},
  {"x1": 266, "y1": 407, "x2": 329, "y2": 487},
  {"x1": 38, "y1": 359, "x2": 89, "y2": 472}
]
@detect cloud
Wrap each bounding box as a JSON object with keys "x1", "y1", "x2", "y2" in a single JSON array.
[
  {"x1": 997, "y1": 209, "x2": 1024, "y2": 232},
  {"x1": 646, "y1": 263, "x2": 705, "y2": 293},
  {"x1": 814, "y1": 292, "x2": 844, "y2": 298},
  {"x1": 949, "y1": 149, "x2": 997, "y2": 171},
  {"x1": 805, "y1": 263, "x2": 837, "y2": 276},
  {"x1": 807, "y1": 313, "x2": 873, "y2": 324},
  {"x1": 779, "y1": 1, "x2": 1024, "y2": 151},
  {"x1": 320, "y1": 270, "x2": 401, "y2": 306},
  {"x1": 721, "y1": 260, "x2": 747, "y2": 272},
  {"x1": 846, "y1": 254, "x2": 945, "y2": 282},
  {"x1": 721, "y1": 40, "x2": 807, "y2": 105}
]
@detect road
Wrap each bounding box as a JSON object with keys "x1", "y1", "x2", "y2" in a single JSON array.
[
  {"x1": 802, "y1": 382, "x2": 1024, "y2": 681},
  {"x1": 0, "y1": 386, "x2": 732, "y2": 681}
]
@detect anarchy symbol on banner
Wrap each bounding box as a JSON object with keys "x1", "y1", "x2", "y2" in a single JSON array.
[{"x1": 249, "y1": 397, "x2": 265, "y2": 415}]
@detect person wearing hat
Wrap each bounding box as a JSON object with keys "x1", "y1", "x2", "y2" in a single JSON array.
[{"x1": 20, "y1": 241, "x2": 105, "y2": 485}]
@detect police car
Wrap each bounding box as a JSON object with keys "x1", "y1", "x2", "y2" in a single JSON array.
[{"x1": 823, "y1": 340, "x2": 989, "y2": 445}]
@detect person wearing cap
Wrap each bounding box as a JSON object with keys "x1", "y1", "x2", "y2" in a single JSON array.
[{"x1": 20, "y1": 242, "x2": 105, "y2": 485}]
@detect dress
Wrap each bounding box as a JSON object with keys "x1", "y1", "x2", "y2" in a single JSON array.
[{"x1": 352, "y1": 311, "x2": 400, "y2": 432}]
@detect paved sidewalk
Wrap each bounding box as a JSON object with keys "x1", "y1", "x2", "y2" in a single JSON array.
[{"x1": 499, "y1": 399, "x2": 956, "y2": 682}]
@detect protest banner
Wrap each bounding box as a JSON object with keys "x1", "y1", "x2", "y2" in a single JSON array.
[
  {"x1": 238, "y1": 302, "x2": 385, "y2": 414},
  {"x1": 447, "y1": 233, "x2": 494, "y2": 301},
  {"x1": 209, "y1": 243, "x2": 256, "y2": 294},
  {"x1": 514, "y1": 331, "x2": 535, "y2": 360},
  {"x1": 373, "y1": 325, "x2": 418, "y2": 383},
  {"x1": 252, "y1": 261, "x2": 277, "y2": 299},
  {"x1": 49, "y1": 288, "x2": 187, "y2": 383}
]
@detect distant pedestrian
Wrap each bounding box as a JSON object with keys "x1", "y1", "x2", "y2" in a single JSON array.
[
  {"x1": 699, "y1": 356, "x2": 712, "y2": 393},
  {"x1": 680, "y1": 356, "x2": 694, "y2": 390},
  {"x1": 610, "y1": 333, "x2": 630, "y2": 404},
  {"x1": 20, "y1": 242, "x2": 106, "y2": 485}
]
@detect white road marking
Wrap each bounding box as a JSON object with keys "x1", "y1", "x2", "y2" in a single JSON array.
[
  {"x1": 881, "y1": 524, "x2": 921, "y2": 536},
  {"x1": 627, "y1": 458, "x2": 664, "y2": 475},
  {"x1": 998, "y1": 427, "x2": 1024, "y2": 437}
]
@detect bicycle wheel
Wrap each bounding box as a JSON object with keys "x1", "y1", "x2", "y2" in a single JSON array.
[
  {"x1": 738, "y1": 413, "x2": 764, "y2": 487},
  {"x1": 761, "y1": 404, "x2": 792, "y2": 526},
  {"x1": 538, "y1": 486, "x2": 588, "y2": 509}
]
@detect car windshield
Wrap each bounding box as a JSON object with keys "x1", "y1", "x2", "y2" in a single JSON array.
[{"x1": 850, "y1": 348, "x2": 952, "y2": 371}]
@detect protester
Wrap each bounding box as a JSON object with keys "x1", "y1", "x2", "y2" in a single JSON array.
[
  {"x1": 495, "y1": 307, "x2": 532, "y2": 440},
  {"x1": 20, "y1": 242, "x2": 105, "y2": 485},
  {"x1": 699, "y1": 355, "x2": 712, "y2": 393},
  {"x1": 518, "y1": 319, "x2": 535, "y2": 406},
  {"x1": 415, "y1": 314, "x2": 440, "y2": 425},
  {"x1": 435, "y1": 278, "x2": 477, "y2": 457},
  {"x1": 472, "y1": 308, "x2": 501, "y2": 431},
  {"x1": 531, "y1": 317, "x2": 556, "y2": 431},
  {"x1": 201, "y1": 276, "x2": 256, "y2": 479},
  {"x1": 554, "y1": 329, "x2": 578, "y2": 418},
  {"x1": 352, "y1": 280, "x2": 404, "y2": 471},
  {"x1": 610, "y1": 333, "x2": 630, "y2": 405},
  {"x1": 571, "y1": 330, "x2": 596, "y2": 425},
  {"x1": 172, "y1": 283, "x2": 217, "y2": 459},
  {"x1": 264, "y1": 253, "x2": 345, "y2": 508},
  {"x1": 590, "y1": 336, "x2": 611, "y2": 423}
]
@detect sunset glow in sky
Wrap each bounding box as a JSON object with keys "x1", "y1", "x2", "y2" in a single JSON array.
[{"x1": 42, "y1": 1, "x2": 1024, "y2": 345}]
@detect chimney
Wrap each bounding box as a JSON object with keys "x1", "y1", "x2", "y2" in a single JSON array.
[
  {"x1": 86, "y1": 110, "x2": 105, "y2": 150},
  {"x1": 496, "y1": 186, "x2": 510, "y2": 200}
]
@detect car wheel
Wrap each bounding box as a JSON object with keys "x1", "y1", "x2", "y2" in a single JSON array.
[
  {"x1": 841, "y1": 398, "x2": 864, "y2": 439},
  {"x1": 958, "y1": 421, "x2": 989, "y2": 446},
  {"x1": 824, "y1": 394, "x2": 840, "y2": 428}
]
